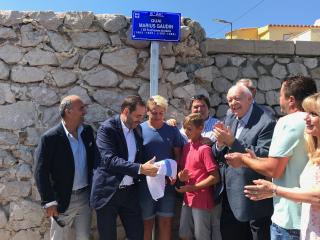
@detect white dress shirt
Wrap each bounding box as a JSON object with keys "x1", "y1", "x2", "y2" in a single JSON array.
[{"x1": 119, "y1": 119, "x2": 137, "y2": 187}]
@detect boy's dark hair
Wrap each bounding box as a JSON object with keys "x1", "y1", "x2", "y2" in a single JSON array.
[
  {"x1": 183, "y1": 113, "x2": 204, "y2": 129},
  {"x1": 282, "y1": 76, "x2": 317, "y2": 110},
  {"x1": 190, "y1": 94, "x2": 210, "y2": 110},
  {"x1": 121, "y1": 95, "x2": 145, "y2": 113}
]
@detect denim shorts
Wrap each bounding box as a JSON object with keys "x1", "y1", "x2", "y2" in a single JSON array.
[
  {"x1": 270, "y1": 222, "x2": 300, "y2": 240},
  {"x1": 138, "y1": 180, "x2": 176, "y2": 220}
]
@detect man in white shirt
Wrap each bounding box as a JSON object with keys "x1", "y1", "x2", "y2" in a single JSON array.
[{"x1": 91, "y1": 95, "x2": 159, "y2": 240}]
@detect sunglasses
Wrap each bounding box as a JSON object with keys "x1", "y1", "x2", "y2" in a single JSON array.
[{"x1": 190, "y1": 94, "x2": 207, "y2": 101}]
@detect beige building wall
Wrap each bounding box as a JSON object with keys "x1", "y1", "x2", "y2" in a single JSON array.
[
  {"x1": 311, "y1": 29, "x2": 320, "y2": 41},
  {"x1": 257, "y1": 25, "x2": 269, "y2": 40},
  {"x1": 290, "y1": 30, "x2": 312, "y2": 41},
  {"x1": 226, "y1": 28, "x2": 258, "y2": 39},
  {"x1": 290, "y1": 29, "x2": 320, "y2": 42},
  {"x1": 228, "y1": 24, "x2": 320, "y2": 41},
  {"x1": 267, "y1": 26, "x2": 311, "y2": 40}
]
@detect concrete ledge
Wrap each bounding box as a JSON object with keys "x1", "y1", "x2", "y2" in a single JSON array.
[
  {"x1": 203, "y1": 39, "x2": 255, "y2": 55},
  {"x1": 253, "y1": 40, "x2": 295, "y2": 55},
  {"x1": 295, "y1": 41, "x2": 320, "y2": 56},
  {"x1": 203, "y1": 39, "x2": 295, "y2": 55}
]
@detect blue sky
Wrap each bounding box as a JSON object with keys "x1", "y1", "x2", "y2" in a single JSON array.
[{"x1": 0, "y1": 0, "x2": 319, "y2": 38}]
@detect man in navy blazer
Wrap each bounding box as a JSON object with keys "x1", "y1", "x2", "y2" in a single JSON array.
[
  {"x1": 34, "y1": 95, "x2": 96, "y2": 240},
  {"x1": 91, "y1": 95, "x2": 159, "y2": 240},
  {"x1": 213, "y1": 85, "x2": 276, "y2": 240}
]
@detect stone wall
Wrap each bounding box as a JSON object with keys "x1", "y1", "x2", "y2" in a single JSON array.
[{"x1": 0, "y1": 10, "x2": 320, "y2": 239}]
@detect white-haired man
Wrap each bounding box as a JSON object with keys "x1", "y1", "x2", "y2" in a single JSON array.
[{"x1": 213, "y1": 85, "x2": 276, "y2": 240}]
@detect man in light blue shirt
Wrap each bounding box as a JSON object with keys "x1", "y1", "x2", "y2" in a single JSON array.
[{"x1": 35, "y1": 95, "x2": 96, "y2": 240}]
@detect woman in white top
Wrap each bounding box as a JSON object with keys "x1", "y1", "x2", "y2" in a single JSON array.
[{"x1": 244, "y1": 92, "x2": 320, "y2": 240}]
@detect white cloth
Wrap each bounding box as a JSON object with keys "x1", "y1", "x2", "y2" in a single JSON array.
[{"x1": 146, "y1": 159, "x2": 177, "y2": 201}]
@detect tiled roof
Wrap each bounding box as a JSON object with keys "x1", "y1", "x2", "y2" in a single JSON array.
[{"x1": 268, "y1": 24, "x2": 320, "y2": 28}]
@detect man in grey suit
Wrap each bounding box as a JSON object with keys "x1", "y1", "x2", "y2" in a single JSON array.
[{"x1": 213, "y1": 85, "x2": 276, "y2": 240}]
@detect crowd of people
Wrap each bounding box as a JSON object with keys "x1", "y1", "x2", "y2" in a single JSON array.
[{"x1": 34, "y1": 75, "x2": 320, "y2": 240}]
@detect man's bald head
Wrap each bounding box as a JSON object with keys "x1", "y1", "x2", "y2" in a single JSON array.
[
  {"x1": 228, "y1": 85, "x2": 253, "y2": 98},
  {"x1": 227, "y1": 85, "x2": 253, "y2": 118},
  {"x1": 59, "y1": 95, "x2": 82, "y2": 118}
]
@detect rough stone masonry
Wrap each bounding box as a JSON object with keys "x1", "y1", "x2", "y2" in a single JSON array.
[{"x1": 0, "y1": 10, "x2": 320, "y2": 240}]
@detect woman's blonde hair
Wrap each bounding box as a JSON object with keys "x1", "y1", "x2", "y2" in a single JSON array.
[
  {"x1": 147, "y1": 95, "x2": 168, "y2": 112},
  {"x1": 302, "y1": 92, "x2": 320, "y2": 164}
]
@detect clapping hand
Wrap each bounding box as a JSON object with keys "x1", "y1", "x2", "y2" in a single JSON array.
[
  {"x1": 225, "y1": 152, "x2": 246, "y2": 168},
  {"x1": 245, "y1": 148, "x2": 256, "y2": 158},
  {"x1": 225, "y1": 148, "x2": 256, "y2": 168},
  {"x1": 213, "y1": 122, "x2": 235, "y2": 147},
  {"x1": 244, "y1": 179, "x2": 274, "y2": 201}
]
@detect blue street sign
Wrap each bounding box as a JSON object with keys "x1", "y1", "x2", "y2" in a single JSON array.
[{"x1": 132, "y1": 10, "x2": 181, "y2": 42}]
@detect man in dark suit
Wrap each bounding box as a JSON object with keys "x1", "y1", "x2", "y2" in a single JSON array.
[
  {"x1": 213, "y1": 85, "x2": 276, "y2": 240},
  {"x1": 34, "y1": 95, "x2": 96, "y2": 240},
  {"x1": 90, "y1": 95, "x2": 159, "y2": 240}
]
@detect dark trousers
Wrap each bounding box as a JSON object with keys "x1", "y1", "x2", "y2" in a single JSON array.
[
  {"x1": 96, "y1": 185, "x2": 143, "y2": 240},
  {"x1": 220, "y1": 194, "x2": 271, "y2": 240}
]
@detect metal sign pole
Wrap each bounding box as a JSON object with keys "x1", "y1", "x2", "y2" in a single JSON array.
[
  {"x1": 131, "y1": 11, "x2": 180, "y2": 240},
  {"x1": 150, "y1": 41, "x2": 159, "y2": 97}
]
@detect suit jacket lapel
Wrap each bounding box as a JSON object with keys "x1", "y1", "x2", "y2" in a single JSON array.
[
  {"x1": 133, "y1": 126, "x2": 142, "y2": 160},
  {"x1": 230, "y1": 117, "x2": 238, "y2": 137},
  {"x1": 81, "y1": 128, "x2": 89, "y2": 150},
  {"x1": 80, "y1": 126, "x2": 93, "y2": 158},
  {"x1": 57, "y1": 123, "x2": 74, "y2": 165},
  {"x1": 238, "y1": 121, "x2": 249, "y2": 140},
  {"x1": 237, "y1": 104, "x2": 258, "y2": 140},
  {"x1": 115, "y1": 116, "x2": 129, "y2": 158}
]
